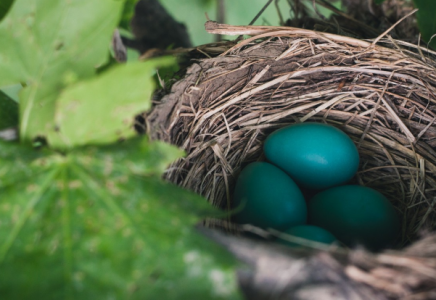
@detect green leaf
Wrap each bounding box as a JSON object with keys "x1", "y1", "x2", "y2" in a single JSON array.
[
  {"x1": 414, "y1": 0, "x2": 436, "y2": 49},
  {"x1": 0, "y1": 91, "x2": 18, "y2": 130},
  {"x1": 1, "y1": 84, "x2": 22, "y2": 103},
  {"x1": 374, "y1": 0, "x2": 386, "y2": 4},
  {"x1": 73, "y1": 137, "x2": 185, "y2": 177},
  {"x1": 0, "y1": 138, "x2": 241, "y2": 299},
  {"x1": 120, "y1": 0, "x2": 140, "y2": 29},
  {"x1": 0, "y1": 0, "x2": 13, "y2": 21},
  {"x1": 0, "y1": 0, "x2": 124, "y2": 143},
  {"x1": 50, "y1": 58, "x2": 177, "y2": 149}
]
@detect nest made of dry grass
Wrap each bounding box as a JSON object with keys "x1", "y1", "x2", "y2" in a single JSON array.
[{"x1": 146, "y1": 23, "x2": 436, "y2": 298}]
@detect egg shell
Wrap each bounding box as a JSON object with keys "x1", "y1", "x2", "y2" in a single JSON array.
[
  {"x1": 264, "y1": 122, "x2": 359, "y2": 190},
  {"x1": 233, "y1": 162, "x2": 307, "y2": 230},
  {"x1": 278, "y1": 225, "x2": 337, "y2": 247},
  {"x1": 308, "y1": 185, "x2": 400, "y2": 250}
]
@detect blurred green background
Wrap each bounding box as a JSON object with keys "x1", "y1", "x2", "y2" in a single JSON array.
[
  {"x1": 157, "y1": 0, "x2": 339, "y2": 46},
  {"x1": 159, "y1": 0, "x2": 291, "y2": 45}
]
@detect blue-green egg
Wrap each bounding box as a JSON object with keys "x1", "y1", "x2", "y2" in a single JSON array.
[
  {"x1": 264, "y1": 122, "x2": 359, "y2": 189},
  {"x1": 308, "y1": 185, "x2": 400, "y2": 250},
  {"x1": 233, "y1": 162, "x2": 307, "y2": 230},
  {"x1": 278, "y1": 225, "x2": 337, "y2": 247}
]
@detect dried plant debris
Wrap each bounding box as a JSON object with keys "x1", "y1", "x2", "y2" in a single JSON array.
[
  {"x1": 200, "y1": 226, "x2": 436, "y2": 300},
  {"x1": 147, "y1": 24, "x2": 436, "y2": 299}
]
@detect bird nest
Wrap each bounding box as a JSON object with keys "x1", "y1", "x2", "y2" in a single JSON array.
[{"x1": 146, "y1": 23, "x2": 436, "y2": 299}]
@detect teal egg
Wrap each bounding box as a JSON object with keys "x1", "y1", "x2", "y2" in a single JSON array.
[
  {"x1": 278, "y1": 225, "x2": 337, "y2": 247},
  {"x1": 263, "y1": 122, "x2": 359, "y2": 189},
  {"x1": 233, "y1": 162, "x2": 307, "y2": 230},
  {"x1": 308, "y1": 185, "x2": 400, "y2": 250}
]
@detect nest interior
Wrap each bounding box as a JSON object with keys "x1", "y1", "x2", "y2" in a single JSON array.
[{"x1": 145, "y1": 24, "x2": 436, "y2": 298}]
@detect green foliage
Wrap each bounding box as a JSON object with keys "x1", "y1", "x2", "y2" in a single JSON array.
[
  {"x1": 51, "y1": 58, "x2": 175, "y2": 149},
  {"x1": 414, "y1": 0, "x2": 436, "y2": 49},
  {"x1": 0, "y1": 91, "x2": 18, "y2": 130},
  {"x1": 0, "y1": 139, "x2": 240, "y2": 299},
  {"x1": 374, "y1": 0, "x2": 386, "y2": 4},
  {"x1": 0, "y1": 0, "x2": 241, "y2": 299},
  {"x1": 0, "y1": 0, "x2": 123, "y2": 144}
]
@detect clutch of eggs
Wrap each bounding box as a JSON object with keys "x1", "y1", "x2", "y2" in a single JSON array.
[{"x1": 232, "y1": 122, "x2": 400, "y2": 250}]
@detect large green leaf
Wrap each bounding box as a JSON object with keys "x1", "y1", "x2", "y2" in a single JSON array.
[
  {"x1": 50, "y1": 58, "x2": 176, "y2": 149},
  {"x1": 0, "y1": 91, "x2": 18, "y2": 130},
  {"x1": 0, "y1": 138, "x2": 241, "y2": 300},
  {"x1": 414, "y1": 0, "x2": 436, "y2": 49},
  {"x1": 0, "y1": 0, "x2": 123, "y2": 143}
]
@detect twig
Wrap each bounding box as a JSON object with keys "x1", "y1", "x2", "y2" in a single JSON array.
[
  {"x1": 236, "y1": 0, "x2": 274, "y2": 40},
  {"x1": 312, "y1": 0, "x2": 326, "y2": 21},
  {"x1": 112, "y1": 29, "x2": 127, "y2": 63},
  {"x1": 315, "y1": 0, "x2": 380, "y2": 36},
  {"x1": 275, "y1": 0, "x2": 284, "y2": 25},
  {"x1": 372, "y1": 9, "x2": 419, "y2": 46},
  {"x1": 249, "y1": 0, "x2": 274, "y2": 25}
]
